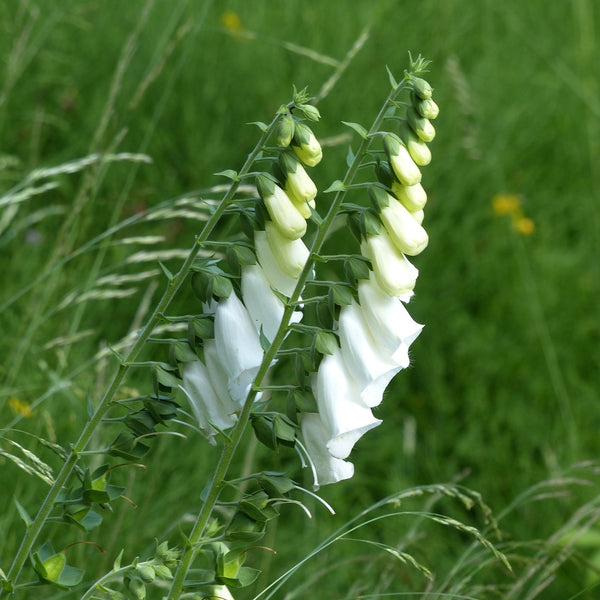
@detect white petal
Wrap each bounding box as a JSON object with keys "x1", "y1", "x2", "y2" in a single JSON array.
[
  {"x1": 181, "y1": 360, "x2": 237, "y2": 439},
  {"x1": 241, "y1": 264, "x2": 302, "y2": 342},
  {"x1": 314, "y1": 346, "x2": 382, "y2": 459},
  {"x1": 214, "y1": 292, "x2": 264, "y2": 404},
  {"x1": 338, "y1": 301, "x2": 403, "y2": 407},
  {"x1": 254, "y1": 230, "x2": 298, "y2": 297},
  {"x1": 265, "y1": 221, "x2": 309, "y2": 279},
  {"x1": 301, "y1": 412, "x2": 354, "y2": 489},
  {"x1": 358, "y1": 273, "x2": 423, "y2": 363},
  {"x1": 203, "y1": 339, "x2": 241, "y2": 412}
]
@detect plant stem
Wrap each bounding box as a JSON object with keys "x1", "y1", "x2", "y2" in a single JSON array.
[
  {"x1": 165, "y1": 76, "x2": 410, "y2": 600},
  {"x1": 2, "y1": 112, "x2": 281, "y2": 598}
]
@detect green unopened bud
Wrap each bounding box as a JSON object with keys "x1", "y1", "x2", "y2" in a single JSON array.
[
  {"x1": 379, "y1": 194, "x2": 429, "y2": 256},
  {"x1": 391, "y1": 181, "x2": 427, "y2": 212},
  {"x1": 128, "y1": 578, "x2": 146, "y2": 600},
  {"x1": 296, "y1": 103, "x2": 320, "y2": 121},
  {"x1": 291, "y1": 123, "x2": 322, "y2": 167},
  {"x1": 400, "y1": 123, "x2": 431, "y2": 166},
  {"x1": 383, "y1": 133, "x2": 421, "y2": 186},
  {"x1": 412, "y1": 76, "x2": 433, "y2": 99},
  {"x1": 276, "y1": 114, "x2": 295, "y2": 147},
  {"x1": 257, "y1": 174, "x2": 307, "y2": 240},
  {"x1": 136, "y1": 565, "x2": 155, "y2": 583},
  {"x1": 411, "y1": 91, "x2": 439, "y2": 119},
  {"x1": 154, "y1": 564, "x2": 173, "y2": 580},
  {"x1": 407, "y1": 107, "x2": 435, "y2": 143}
]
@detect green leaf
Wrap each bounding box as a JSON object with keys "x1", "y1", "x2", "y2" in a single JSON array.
[
  {"x1": 259, "y1": 473, "x2": 295, "y2": 497},
  {"x1": 273, "y1": 414, "x2": 297, "y2": 446},
  {"x1": 109, "y1": 432, "x2": 150, "y2": 460},
  {"x1": 230, "y1": 244, "x2": 256, "y2": 266},
  {"x1": 214, "y1": 169, "x2": 240, "y2": 182},
  {"x1": 220, "y1": 566, "x2": 261, "y2": 588},
  {"x1": 172, "y1": 341, "x2": 198, "y2": 363},
  {"x1": 226, "y1": 512, "x2": 266, "y2": 542},
  {"x1": 191, "y1": 271, "x2": 212, "y2": 303},
  {"x1": 342, "y1": 120, "x2": 368, "y2": 140},
  {"x1": 386, "y1": 64, "x2": 398, "y2": 89},
  {"x1": 158, "y1": 261, "x2": 174, "y2": 281},
  {"x1": 191, "y1": 317, "x2": 214, "y2": 340},
  {"x1": 292, "y1": 389, "x2": 318, "y2": 413},
  {"x1": 345, "y1": 256, "x2": 371, "y2": 281},
  {"x1": 345, "y1": 145, "x2": 355, "y2": 168},
  {"x1": 14, "y1": 496, "x2": 32, "y2": 527},
  {"x1": 113, "y1": 549, "x2": 124, "y2": 571},
  {"x1": 251, "y1": 415, "x2": 277, "y2": 450},
  {"x1": 323, "y1": 179, "x2": 346, "y2": 193},
  {"x1": 248, "y1": 121, "x2": 268, "y2": 132},
  {"x1": 315, "y1": 331, "x2": 338, "y2": 356},
  {"x1": 258, "y1": 327, "x2": 270, "y2": 352}
]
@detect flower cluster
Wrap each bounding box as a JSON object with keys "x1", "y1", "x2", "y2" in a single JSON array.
[
  {"x1": 181, "y1": 104, "x2": 322, "y2": 443},
  {"x1": 301, "y1": 75, "x2": 438, "y2": 488}
]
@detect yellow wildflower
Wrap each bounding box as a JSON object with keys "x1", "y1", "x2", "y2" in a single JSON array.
[
  {"x1": 221, "y1": 11, "x2": 244, "y2": 33},
  {"x1": 492, "y1": 194, "x2": 521, "y2": 216},
  {"x1": 513, "y1": 216, "x2": 535, "y2": 236},
  {"x1": 8, "y1": 397, "x2": 33, "y2": 418}
]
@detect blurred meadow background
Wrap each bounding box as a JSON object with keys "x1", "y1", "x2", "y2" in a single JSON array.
[{"x1": 1, "y1": 0, "x2": 599, "y2": 598}]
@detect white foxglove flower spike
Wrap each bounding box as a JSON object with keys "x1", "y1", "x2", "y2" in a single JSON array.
[
  {"x1": 361, "y1": 228, "x2": 418, "y2": 298},
  {"x1": 358, "y1": 272, "x2": 423, "y2": 363},
  {"x1": 214, "y1": 291, "x2": 264, "y2": 404},
  {"x1": 180, "y1": 360, "x2": 238, "y2": 443},
  {"x1": 241, "y1": 264, "x2": 302, "y2": 342},
  {"x1": 313, "y1": 346, "x2": 382, "y2": 459},
  {"x1": 338, "y1": 300, "x2": 404, "y2": 408},
  {"x1": 301, "y1": 412, "x2": 354, "y2": 489}
]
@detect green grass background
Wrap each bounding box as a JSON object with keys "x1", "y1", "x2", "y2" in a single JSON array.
[{"x1": 1, "y1": 0, "x2": 599, "y2": 598}]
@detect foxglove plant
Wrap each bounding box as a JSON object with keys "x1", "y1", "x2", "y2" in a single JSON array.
[{"x1": 0, "y1": 57, "x2": 441, "y2": 600}]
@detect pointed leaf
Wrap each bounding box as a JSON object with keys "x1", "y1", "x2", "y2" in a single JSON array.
[
  {"x1": 386, "y1": 65, "x2": 398, "y2": 89},
  {"x1": 342, "y1": 121, "x2": 368, "y2": 140},
  {"x1": 14, "y1": 497, "x2": 32, "y2": 527},
  {"x1": 346, "y1": 145, "x2": 355, "y2": 168},
  {"x1": 248, "y1": 121, "x2": 268, "y2": 132},
  {"x1": 214, "y1": 169, "x2": 240, "y2": 182},
  {"x1": 323, "y1": 180, "x2": 346, "y2": 194},
  {"x1": 315, "y1": 331, "x2": 337, "y2": 356}
]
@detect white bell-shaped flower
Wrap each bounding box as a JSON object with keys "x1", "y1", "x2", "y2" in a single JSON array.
[
  {"x1": 391, "y1": 181, "x2": 427, "y2": 212},
  {"x1": 254, "y1": 230, "x2": 298, "y2": 297},
  {"x1": 301, "y1": 412, "x2": 354, "y2": 489},
  {"x1": 358, "y1": 273, "x2": 423, "y2": 364},
  {"x1": 313, "y1": 346, "x2": 382, "y2": 459},
  {"x1": 203, "y1": 339, "x2": 243, "y2": 411},
  {"x1": 380, "y1": 194, "x2": 429, "y2": 256},
  {"x1": 214, "y1": 291, "x2": 264, "y2": 404},
  {"x1": 361, "y1": 229, "x2": 418, "y2": 298},
  {"x1": 180, "y1": 360, "x2": 238, "y2": 443},
  {"x1": 338, "y1": 300, "x2": 403, "y2": 407},
  {"x1": 265, "y1": 221, "x2": 309, "y2": 279},
  {"x1": 241, "y1": 264, "x2": 302, "y2": 343}
]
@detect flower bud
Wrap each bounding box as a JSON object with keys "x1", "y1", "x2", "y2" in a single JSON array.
[
  {"x1": 361, "y1": 229, "x2": 418, "y2": 297},
  {"x1": 276, "y1": 113, "x2": 295, "y2": 147},
  {"x1": 297, "y1": 103, "x2": 320, "y2": 121},
  {"x1": 383, "y1": 133, "x2": 421, "y2": 186},
  {"x1": 256, "y1": 174, "x2": 307, "y2": 240},
  {"x1": 407, "y1": 107, "x2": 436, "y2": 142},
  {"x1": 411, "y1": 91, "x2": 439, "y2": 119},
  {"x1": 391, "y1": 180, "x2": 427, "y2": 212},
  {"x1": 412, "y1": 76, "x2": 433, "y2": 99},
  {"x1": 401, "y1": 123, "x2": 431, "y2": 166},
  {"x1": 254, "y1": 230, "x2": 299, "y2": 297},
  {"x1": 379, "y1": 193, "x2": 429, "y2": 256},
  {"x1": 280, "y1": 152, "x2": 317, "y2": 218},
  {"x1": 265, "y1": 221, "x2": 309, "y2": 279},
  {"x1": 410, "y1": 209, "x2": 425, "y2": 225},
  {"x1": 136, "y1": 565, "x2": 155, "y2": 583},
  {"x1": 291, "y1": 123, "x2": 322, "y2": 167}
]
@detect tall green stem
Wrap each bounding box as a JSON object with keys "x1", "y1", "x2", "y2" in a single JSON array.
[
  {"x1": 2, "y1": 112, "x2": 282, "y2": 598},
  {"x1": 165, "y1": 77, "x2": 410, "y2": 600}
]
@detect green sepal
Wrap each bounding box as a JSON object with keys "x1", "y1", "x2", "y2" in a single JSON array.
[
  {"x1": 172, "y1": 340, "x2": 198, "y2": 363},
  {"x1": 191, "y1": 271, "x2": 212, "y2": 303},
  {"x1": 361, "y1": 209, "x2": 382, "y2": 237},
  {"x1": 346, "y1": 212, "x2": 363, "y2": 244},
  {"x1": 256, "y1": 172, "x2": 277, "y2": 198},
  {"x1": 113, "y1": 549, "x2": 124, "y2": 571},
  {"x1": 214, "y1": 169, "x2": 240, "y2": 182},
  {"x1": 276, "y1": 113, "x2": 295, "y2": 147},
  {"x1": 315, "y1": 331, "x2": 338, "y2": 356},
  {"x1": 226, "y1": 512, "x2": 266, "y2": 542},
  {"x1": 154, "y1": 365, "x2": 180, "y2": 389},
  {"x1": 273, "y1": 414, "x2": 297, "y2": 447},
  {"x1": 63, "y1": 505, "x2": 103, "y2": 532},
  {"x1": 136, "y1": 564, "x2": 156, "y2": 583},
  {"x1": 278, "y1": 150, "x2": 300, "y2": 175},
  {"x1": 211, "y1": 274, "x2": 233, "y2": 299},
  {"x1": 191, "y1": 317, "x2": 214, "y2": 340},
  {"x1": 315, "y1": 299, "x2": 334, "y2": 330},
  {"x1": 293, "y1": 389, "x2": 318, "y2": 413},
  {"x1": 344, "y1": 256, "x2": 371, "y2": 283},
  {"x1": 32, "y1": 542, "x2": 85, "y2": 588},
  {"x1": 374, "y1": 159, "x2": 394, "y2": 188},
  {"x1": 127, "y1": 576, "x2": 146, "y2": 600},
  {"x1": 329, "y1": 284, "x2": 354, "y2": 307},
  {"x1": 238, "y1": 490, "x2": 279, "y2": 522},
  {"x1": 258, "y1": 472, "x2": 296, "y2": 497},
  {"x1": 342, "y1": 121, "x2": 368, "y2": 140},
  {"x1": 108, "y1": 432, "x2": 150, "y2": 460},
  {"x1": 369, "y1": 185, "x2": 390, "y2": 211},
  {"x1": 251, "y1": 415, "x2": 277, "y2": 450},
  {"x1": 219, "y1": 566, "x2": 261, "y2": 588}
]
